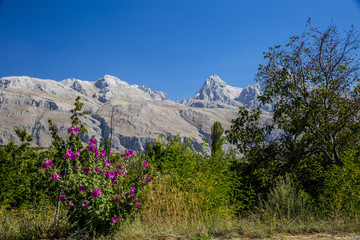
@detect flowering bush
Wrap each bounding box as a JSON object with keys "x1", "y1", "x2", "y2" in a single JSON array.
[{"x1": 45, "y1": 97, "x2": 155, "y2": 236}]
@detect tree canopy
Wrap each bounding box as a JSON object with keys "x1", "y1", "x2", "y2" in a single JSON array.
[{"x1": 227, "y1": 20, "x2": 360, "y2": 200}]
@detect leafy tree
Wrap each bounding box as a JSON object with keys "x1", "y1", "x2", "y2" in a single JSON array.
[{"x1": 227, "y1": 20, "x2": 360, "y2": 203}]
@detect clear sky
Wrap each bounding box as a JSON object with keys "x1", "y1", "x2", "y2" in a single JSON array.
[{"x1": 1, "y1": 0, "x2": 360, "y2": 101}]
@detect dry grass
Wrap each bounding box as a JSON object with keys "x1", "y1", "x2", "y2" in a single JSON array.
[{"x1": 0, "y1": 206, "x2": 71, "y2": 240}]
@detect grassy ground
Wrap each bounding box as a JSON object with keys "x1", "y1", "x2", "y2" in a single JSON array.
[{"x1": 1, "y1": 206, "x2": 359, "y2": 240}]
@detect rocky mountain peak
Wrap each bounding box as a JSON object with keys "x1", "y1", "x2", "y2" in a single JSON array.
[
  {"x1": 95, "y1": 75, "x2": 128, "y2": 89},
  {"x1": 203, "y1": 74, "x2": 226, "y2": 88}
]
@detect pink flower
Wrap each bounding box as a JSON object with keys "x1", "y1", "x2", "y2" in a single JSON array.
[
  {"x1": 117, "y1": 171, "x2": 122, "y2": 176},
  {"x1": 144, "y1": 161, "x2": 148, "y2": 167},
  {"x1": 90, "y1": 138, "x2": 96, "y2": 145},
  {"x1": 114, "y1": 196, "x2": 120, "y2": 203},
  {"x1": 146, "y1": 176, "x2": 151, "y2": 182},
  {"x1": 101, "y1": 150, "x2": 106, "y2": 156},
  {"x1": 109, "y1": 171, "x2": 116, "y2": 178},
  {"x1": 52, "y1": 173, "x2": 61, "y2": 180},
  {"x1": 105, "y1": 172, "x2": 110, "y2": 178},
  {"x1": 134, "y1": 198, "x2": 140, "y2": 207},
  {"x1": 91, "y1": 188, "x2": 101, "y2": 198},
  {"x1": 105, "y1": 159, "x2": 111, "y2": 166},
  {"x1": 83, "y1": 168, "x2": 90, "y2": 174},
  {"x1": 43, "y1": 161, "x2": 49, "y2": 170},
  {"x1": 66, "y1": 182, "x2": 71, "y2": 187},
  {"x1": 68, "y1": 202, "x2": 72, "y2": 206},
  {"x1": 131, "y1": 187, "x2": 136, "y2": 192},
  {"x1": 112, "y1": 217, "x2": 119, "y2": 223},
  {"x1": 59, "y1": 195, "x2": 66, "y2": 201},
  {"x1": 68, "y1": 126, "x2": 78, "y2": 134},
  {"x1": 79, "y1": 186, "x2": 85, "y2": 192},
  {"x1": 124, "y1": 170, "x2": 128, "y2": 175},
  {"x1": 71, "y1": 152, "x2": 77, "y2": 160},
  {"x1": 89, "y1": 144, "x2": 95, "y2": 152},
  {"x1": 154, "y1": 178, "x2": 157, "y2": 182},
  {"x1": 83, "y1": 201, "x2": 88, "y2": 207},
  {"x1": 117, "y1": 165, "x2": 122, "y2": 171}
]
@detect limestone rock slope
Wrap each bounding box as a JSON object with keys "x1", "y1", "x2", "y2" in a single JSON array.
[{"x1": 1, "y1": 74, "x2": 259, "y2": 151}]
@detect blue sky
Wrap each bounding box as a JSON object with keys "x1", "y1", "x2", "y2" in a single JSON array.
[{"x1": 1, "y1": 0, "x2": 360, "y2": 101}]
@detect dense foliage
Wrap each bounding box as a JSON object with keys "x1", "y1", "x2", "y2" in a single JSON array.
[{"x1": 227, "y1": 20, "x2": 360, "y2": 211}]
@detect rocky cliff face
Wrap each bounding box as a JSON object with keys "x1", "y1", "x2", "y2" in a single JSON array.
[{"x1": 0, "y1": 74, "x2": 273, "y2": 152}]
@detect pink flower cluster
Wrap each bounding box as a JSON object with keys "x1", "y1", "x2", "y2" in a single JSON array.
[
  {"x1": 130, "y1": 187, "x2": 136, "y2": 197},
  {"x1": 91, "y1": 188, "x2": 101, "y2": 198},
  {"x1": 68, "y1": 126, "x2": 79, "y2": 134},
  {"x1": 94, "y1": 167, "x2": 104, "y2": 174},
  {"x1": 105, "y1": 171, "x2": 116, "y2": 179},
  {"x1": 43, "y1": 160, "x2": 54, "y2": 170},
  {"x1": 134, "y1": 198, "x2": 140, "y2": 208},
  {"x1": 64, "y1": 149, "x2": 80, "y2": 160},
  {"x1": 52, "y1": 173, "x2": 61, "y2": 180},
  {"x1": 59, "y1": 194, "x2": 66, "y2": 201},
  {"x1": 124, "y1": 149, "x2": 134, "y2": 158}
]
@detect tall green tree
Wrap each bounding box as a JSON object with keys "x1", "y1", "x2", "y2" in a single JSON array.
[
  {"x1": 227, "y1": 21, "x2": 360, "y2": 201},
  {"x1": 210, "y1": 121, "x2": 225, "y2": 156}
]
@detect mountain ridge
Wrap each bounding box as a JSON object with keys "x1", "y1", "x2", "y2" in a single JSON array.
[{"x1": 0, "y1": 74, "x2": 271, "y2": 151}]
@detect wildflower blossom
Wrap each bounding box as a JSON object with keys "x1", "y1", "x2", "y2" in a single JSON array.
[
  {"x1": 83, "y1": 201, "x2": 88, "y2": 207},
  {"x1": 59, "y1": 195, "x2": 66, "y2": 201},
  {"x1": 79, "y1": 186, "x2": 85, "y2": 192},
  {"x1": 124, "y1": 170, "x2": 128, "y2": 175},
  {"x1": 91, "y1": 188, "x2": 101, "y2": 198},
  {"x1": 105, "y1": 159, "x2": 111, "y2": 166},
  {"x1": 52, "y1": 173, "x2": 61, "y2": 180},
  {"x1": 72, "y1": 127, "x2": 79, "y2": 134},
  {"x1": 101, "y1": 150, "x2": 106, "y2": 156},
  {"x1": 134, "y1": 198, "x2": 140, "y2": 207},
  {"x1": 112, "y1": 178, "x2": 118, "y2": 185},
  {"x1": 89, "y1": 144, "x2": 95, "y2": 152},
  {"x1": 144, "y1": 161, "x2": 148, "y2": 167},
  {"x1": 109, "y1": 171, "x2": 116, "y2": 178},
  {"x1": 43, "y1": 160, "x2": 53, "y2": 170},
  {"x1": 112, "y1": 217, "x2": 119, "y2": 223},
  {"x1": 117, "y1": 165, "x2": 122, "y2": 171},
  {"x1": 90, "y1": 138, "x2": 96, "y2": 145},
  {"x1": 114, "y1": 196, "x2": 120, "y2": 203},
  {"x1": 83, "y1": 168, "x2": 90, "y2": 174}
]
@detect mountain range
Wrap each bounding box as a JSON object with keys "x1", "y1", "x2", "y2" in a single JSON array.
[{"x1": 0, "y1": 74, "x2": 272, "y2": 151}]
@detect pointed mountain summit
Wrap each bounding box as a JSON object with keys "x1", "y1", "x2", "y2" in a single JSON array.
[{"x1": 181, "y1": 74, "x2": 243, "y2": 108}]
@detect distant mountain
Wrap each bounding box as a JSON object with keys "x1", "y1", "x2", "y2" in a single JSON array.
[
  {"x1": 0, "y1": 74, "x2": 273, "y2": 151},
  {"x1": 181, "y1": 74, "x2": 272, "y2": 112}
]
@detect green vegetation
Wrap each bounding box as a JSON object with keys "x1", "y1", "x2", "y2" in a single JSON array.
[{"x1": 1, "y1": 21, "x2": 360, "y2": 239}]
